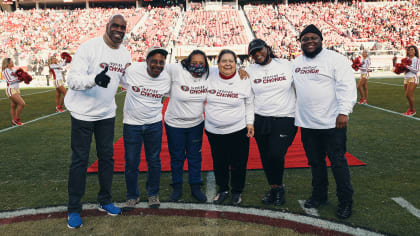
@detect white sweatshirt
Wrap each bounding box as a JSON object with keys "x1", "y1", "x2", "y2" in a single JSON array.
[
  {"x1": 292, "y1": 49, "x2": 357, "y2": 129},
  {"x1": 246, "y1": 58, "x2": 295, "y2": 117},
  {"x1": 164, "y1": 63, "x2": 207, "y2": 128},
  {"x1": 2, "y1": 68, "x2": 20, "y2": 89},
  {"x1": 359, "y1": 57, "x2": 370, "y2": 75},
  {"x1": 123, "y1": 62, "x2": 171, "y2": 125},
  {"x1": 405, "y1": 56, "x2": 419, "y2": 78},
  {"x1": 205, "y1": 69, "x2": 254, "y2": 134},
  {"x1": 49, "y1": 61, "x2": 67, "y2": 81},
  {"x1": 64, "y1": 36, "x2": 131, "y2": 121}
]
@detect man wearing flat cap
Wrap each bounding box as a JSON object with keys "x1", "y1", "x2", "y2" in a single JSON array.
[
  {"x1": 122, "y1": 46, "x2": 170, "y2": 210},
  {"x1": 292, "y1": 24, "x2": 357, "y2": 219}
]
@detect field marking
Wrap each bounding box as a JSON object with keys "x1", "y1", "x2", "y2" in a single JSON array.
[
  {"x1": 0, "y1": 111, "x2": 67, "y2": 133},
  {"x1": 391, "y1": 197, "x2": 420, "y2": 219},
  {"x1": 0, "y1": 89, "x2": 56, "y2": 101},
  {"x1": 363, "y1": 104, "x2": 420, "y2": 121},
  {"x1": 368, "y1": 81, "x2": 404, "y2": 87},
  {"x1": 0, "y1": 203, "x2": 383, "y2": 236},
  {"x1": 206, "y1": 171, "x2": 216, "y2": 203},
  {"x1": 298, "y1": 200, "x2": 320, "y2": 217},
  {"x1": 0, "y1": 90, "x2": 126, "y2": 134}
]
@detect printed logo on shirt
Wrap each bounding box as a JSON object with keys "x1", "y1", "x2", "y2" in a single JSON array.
[
  {"x1": 99, "y1": 62, "x2": 126, "y2": 74},
  {"x1": 208, "y1": 89, "x2": 239, "y2": 98},
  {"x1": 131, "y1": 87, "x2": 163, "y2": 99},
  {"x1": 180, "y1": 85, "x2": 207, "y2": 94},
  {"x1": 295, "y1": 66, "x2": 319, "y2": 74},
  {"x1": 254, "y1": 75, "x2": 286, "y2": 84}
]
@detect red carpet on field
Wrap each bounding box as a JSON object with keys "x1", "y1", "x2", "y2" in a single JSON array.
[{"x1": 87, "y1": 101, "x2": 365, "y2": 173}]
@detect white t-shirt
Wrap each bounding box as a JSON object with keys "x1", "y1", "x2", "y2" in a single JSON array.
[
  {"x1": 123, "y1": 62, "x2": 171, "y2": 125},
  {"x1": 164, "y1": 63, "x2": 207, "y2": 128},
  {"x1": 246, "y1": 58, "x2": 295, "y2": 117},
  {"x1": 49, "y1": 61, "x2": 67, "y2": 81},
  {"x1": 205, "y1": 69, "x2": 254, "y2": 134},
  {"x1": 293, "y1": 49, "x2": 357, "y2": 129},
  {"x1": 2, "y1": 68, "x2": 20, "y2": 89},
  {"x1": 405, "y1": 56, "x2": 419, "y2": 78},
  {"x1": 64, "y1": 36, "x2": 131, "y2": 121},
  {"x1": 359, "y1": 57, "x2": 370, "y2": 75}
]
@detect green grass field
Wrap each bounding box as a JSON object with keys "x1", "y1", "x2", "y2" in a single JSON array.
[{"x1": 0, "y1": 78, "x2": 419, "y2": 235}]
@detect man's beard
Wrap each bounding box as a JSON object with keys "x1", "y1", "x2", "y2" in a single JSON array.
[{"x1": 303, "y1": 46, "x2": 322, "y2": 58}]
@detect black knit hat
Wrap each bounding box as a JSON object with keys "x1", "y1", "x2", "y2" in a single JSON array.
[
  {"x1": 248, "y1": 39, "x2": 268, "y2": 55},
  {"x1": 299, "y1": 24, "x2": 323, "y2": 41}
]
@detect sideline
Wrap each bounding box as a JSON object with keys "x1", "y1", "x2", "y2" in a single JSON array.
[
  {"x1": 363, "y1": 104, "x2": 420, "y2": 121},
  {"x1": 391, "y1": 197, "x2": 420, "y2": 219},
  {"x1": 368, "y1": 81, "x2": 403, "y2": 87},
  {"x1": 0, "y1": 203, "x2": 383, "y2": 236},
  {"x1": 0, "y1": 89, "x2": 56, "y2": 101},
  {"x1": 0, "y1": 90, "x2": 126, "y2": 134}
]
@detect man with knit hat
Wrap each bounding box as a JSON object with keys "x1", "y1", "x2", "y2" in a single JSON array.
[{"x1": 292, "y1": 24, "x2": 357, "y2": 219}]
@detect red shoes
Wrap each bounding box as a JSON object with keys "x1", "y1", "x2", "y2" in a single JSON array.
[
  {"x1": 11, "y1": 118, "x2": 24, "y2": 126},
  {"x1": 56, "y1": 106, "x2": 65, "y2": 113},
  {"x1": 403, "y1": 110, "x2": 417, "y2": 117},
  {"x1": 358, "y1": 98, "x2": 367, "y2": 104}
]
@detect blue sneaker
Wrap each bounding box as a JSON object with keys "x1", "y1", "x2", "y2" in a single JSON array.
[
  {"x1": 67, "y1": 213, "x2": 82, "y2": 229},
  {"x1": 98, "y1": 203, "x2": 121, "y2": 216}
]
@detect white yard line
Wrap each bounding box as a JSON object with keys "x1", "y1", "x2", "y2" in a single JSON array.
[
  {"x1": 206, "y1": 171, "x2": 216, "y2": 203},
  {"x1": 391, "y1": 197, "x2": 420, "y2": 219},
  {"x1": 0, "y1": 203, "x2": 383, "y2": 236},
  {"x1": 0, "y1": 89, "x2": 56, "y2": 101},
  {"x1": 363, "y1": 104, "x2": 420, "y2": 121},
  {"x1": 298, "y1": 200, "x2": 320, "y2": 217},
  {"x1": 368, "y1": 81, "x2": 404, "y2": 87}
]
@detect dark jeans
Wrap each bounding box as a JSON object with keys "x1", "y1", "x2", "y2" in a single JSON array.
[
  {"x1": 68, "y1": 116, "x2": 115, "y2": 213},
  {"x1": 165, "y1": 122, "x2": 204, "y2": 185},
  {"x1": 123, "y1": 122, "x2": 162, "y2": 199},
  {"x1": 254, "y1": 115, "x2": 297, "y2": 186},
  {"x1": 205, "y1": 128, "x2": 249, "y2": 194},
  {"x1": 301, "y1": 127, "x2": 354, "y2": 203}
]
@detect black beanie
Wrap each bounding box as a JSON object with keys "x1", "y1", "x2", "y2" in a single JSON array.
[{"x1": 299, "y1": 24, "x2": 323, "y2": 41}]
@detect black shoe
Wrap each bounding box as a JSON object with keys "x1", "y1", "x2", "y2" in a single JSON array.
[
  {"x1": 231, "y1": 193, "x2": 242, "y2": 206},
  {"x1": 336, "y1": 201, "x2": 353, "y2": 219},
  {"x1": 213, "y1": 191, "x2": 229, "y2": 204},
  {"x1": 261, "y1": 188, "x2": 275, "y2": 205},
  {"x1": 304, "y1": 197, "x2": 328, "y2": 208},
  {"x1": 273, "y1": 187, "x2": 285, "y2": 206},
  {"x1": 191, "y1": 184, "x2": 207, "y2": 203},
  {"x1": 169, "y1": 183, "x2": 183, "y2": 202}
]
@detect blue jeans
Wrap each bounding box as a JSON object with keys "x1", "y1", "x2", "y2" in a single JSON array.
[
  {"x1": 68, "y1": 116, "x2": 115, "y2": 213},
  {"x1": 165, "y1": 122, "x2": 204, "y2": 185},
  {"x1": 123, "y1": 121, "x2": 162, "y2": 199}
]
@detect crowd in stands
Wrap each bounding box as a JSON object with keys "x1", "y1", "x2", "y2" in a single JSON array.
[
  {"x1": 0, "y1": 8, "x2": 141, "y2": 69},
  {"x1": 126, "y1": 6, "x2": 180, "y2": 61},
  {"x1": 0, "y1": 2, "x2": 419, "y2": 69},
  {"x1": 176, "y1": 9, "x2": 248, "y2": 47}
]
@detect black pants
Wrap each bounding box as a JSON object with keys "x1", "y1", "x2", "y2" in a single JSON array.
[
  {"x1": 68, "y1": 116, "x2": 115, "y2": 213},
  {"x1": 254, "y1": 115, "x2": 297, "y2": 186},
  {"x1": 205, "y1": 128, "x2": 249, "y2": 194},
  {"x1": 301, "y1": 127, "x2": 354, "y2": 203}
]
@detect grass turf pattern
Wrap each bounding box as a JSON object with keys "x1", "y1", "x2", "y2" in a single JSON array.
[{"x1": 0, "y1": 78, "x2": 419, "y2": 235}]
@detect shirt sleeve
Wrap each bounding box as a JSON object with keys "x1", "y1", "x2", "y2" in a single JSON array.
[
  {"x1": 245, "y1": 81, "x2": 255, "y2": 125},
  {"x1": 334, "y1": 56, "x2": 357, "y2": 116},
  {"x1": 66, "y1": 43, "x2": 97, "y2": 90},
  {"x1": 3, "y1": 69, "x2": 20, "y2": 84},
  {"x1": 406, "y1": 58, "x2": 419, "y2": 74}
]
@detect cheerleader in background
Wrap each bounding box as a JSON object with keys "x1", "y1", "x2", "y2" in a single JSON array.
[
  {"x1": 357, "y1": 50, "x2": 371, "y2": 104},
  {"x1": 49, "y1": 53, "x2": 71, "y2": 112},
  {"x1": 2, "y1": 58, "x2": 25, "y2": 126},
  {"x1": 403, "y1": 45, "x2": 419, "y2": 116}
]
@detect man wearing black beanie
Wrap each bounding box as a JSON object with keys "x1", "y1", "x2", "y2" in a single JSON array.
[{"x1": 292, "y1": 24, "x2": 357, "y2": 219}]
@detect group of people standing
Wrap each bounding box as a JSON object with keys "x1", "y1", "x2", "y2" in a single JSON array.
[{"x1": 63, "y1": 14, "x2": 360, "y2": 229}]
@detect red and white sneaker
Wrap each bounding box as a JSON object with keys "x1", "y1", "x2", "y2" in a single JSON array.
[
  {"x1": 56, "y1": 106, "x2": 65, "y2": 113},
  {"x1": 362, "y1": 99, "x2": 368, "y2": 104},
  {"x1": 358, "y1": 99, "x2": 364, "y2": 104},
  {"x1": 12, "y1": 119, "x2": 24, "y2": 126},
  {"x1": 403, "y1": 110, "x2": 416, "y2": 117}
]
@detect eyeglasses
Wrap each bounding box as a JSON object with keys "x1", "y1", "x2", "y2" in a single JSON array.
[{"x1": 300, "y1": 36, "x2": 320, "y2": 43}]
